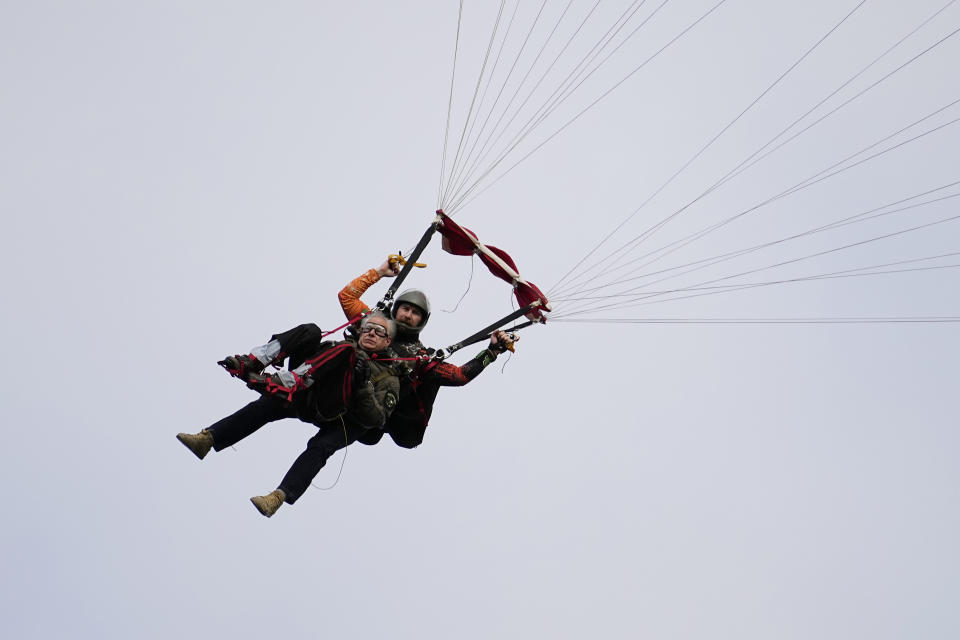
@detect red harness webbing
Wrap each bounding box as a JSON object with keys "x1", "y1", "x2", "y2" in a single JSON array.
[
  {"x1": 320, "y1": 313, "x2": 366, "y2": 339},
  {"x1": 302, "y1": 343, "x2": 357, "y2": 406}
]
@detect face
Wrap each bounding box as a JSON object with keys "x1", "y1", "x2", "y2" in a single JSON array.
[
  {"x1": 395, "y1": 302, "x2": 424, "y2": 327},
  {"x1": 359, "y1": 318, "x2": 392, "y2": 352}
]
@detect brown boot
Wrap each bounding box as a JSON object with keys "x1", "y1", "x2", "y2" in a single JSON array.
[
  {"x1": 250, "y1": 489, "x2": 286, "y2": 518},
  {"x1": 176, "y1": 430, "x2": 215, "y2": 460}
]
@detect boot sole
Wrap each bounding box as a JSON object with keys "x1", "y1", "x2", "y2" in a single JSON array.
[
  {"x1": 250, "y1": 497, "x2": 278, "y2": 518},
  {"x1": 176, "y1": 433, "x2": 210, "y2": 460}
]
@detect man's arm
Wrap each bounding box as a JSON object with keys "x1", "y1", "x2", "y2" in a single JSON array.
[
  {"x1": 338, "y1": 269, "x2": 379, "y2": 320},
  {"x1": 338, "y1": 259, "x2": 401, "y2": 320},
  {"x1": 422, "y1": 331, "x2": 509, "y2": 387}
]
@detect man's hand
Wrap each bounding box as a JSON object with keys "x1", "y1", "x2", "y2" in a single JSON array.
[
  {"x1": 353, "y1": 354, "x2": 371, "y2": 386},
  {"x1": 488, "y1": 330, "x2": 515, "y2": 354},
  {"x1": 376, "y1": 258, "x2": 401, "y2": 278}
]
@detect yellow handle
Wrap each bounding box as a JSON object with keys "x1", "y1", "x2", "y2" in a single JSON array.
[{"x1": 388, "y1": 252, "x2": 427, "y2": 269}]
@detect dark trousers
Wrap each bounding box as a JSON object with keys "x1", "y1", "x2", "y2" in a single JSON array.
[
  {"x1": 271, "y1": 323, "x2": 329, "y2": 369},
  {"x1": 278, "y1": 417, "x2": 367, "y2": 503},
  {"x1": 208, "y1": 396, "x2": 294, "y2": 450},
  {"x1": 207, "y1": 396, "x2": 368, "y2": 505}
]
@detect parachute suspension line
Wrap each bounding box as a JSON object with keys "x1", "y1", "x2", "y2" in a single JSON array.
[
  {"x1": 450, "y1": 1, "x2": 664, "y2": 209},
  {"x1": 442, "y1": 254, "x2": 476, "y2": 313},
  {"x1": 551, "y1": 261, "x2": 960, "y2": 312},
  {"x1": 440, "y1": 0, "x2": 509, "y2": 210},
  {"x1": 553, "y1": 182, "x2": 960, "y2": 318},
  {"x1": 555, "y1": 268, "x2": 960, "y2": 319},
  {"x1": 549, "y1": 193, "x2": 960, "y2": 317},
  {"x1": 553, "y1": 0, "x2": 876, "y2": 298},
  {"x1": 312, "y1": 414, "x2": 349, "y2": 491},
  {"x1": 555, "y1": 104, "x2": 960, "y2": 308},
  {"x1": 661, "y1": 212, "x2": 960, "y2": 304},
  {"x1": 446, "y1": 0, "x2": 730, "y2": 216},
  {"x1": 550, "y1": 265, "x2": 960, "y2": 322},
  {"x1": 553, "y1": 212, "x2": 960, "y2": 318},
  {"x1": 605, "y1": 110, "x2": 960, "y2": 289},
  {"x1": 447, "y1": 0, "x2": 669, "y2": 215},
  {"x1": 441, "y1": 0, "x2": 525, "y2": 205},
  {"x1": 694, "y1": 0, "x2": 960, "y2": 215},
  {"x1": 550, "y1": 185, "x2": 960, "y2": 307},
  {"x1": 549, "y1": 317, "x2": 960, "y2": 325},
  {"x1": 447, "y1": 0, "x2": 656, "y2": 207},
  {"x1": 546, "y1": 203, "x2": 648, "y2": 304},
  {"x1": 662, "y1": 258, "x2": 960, "y2": 299},
  {"x1": 714, "y1": 17, "x2": 960, "y2": 201},
  {"x1": 553, "y1": 252, "x2": 960, "y2": 317},
  {"x1": 441, "y1": 0, "x2": 562, "y2": 210},
  {"x1": 500, "y1": 349, "x2": 514, "y2": 373},
  {"x1": 444, "y1": 0, "x2": 523, "y2": 204},
  {"x1": 778, "y1": 104, "x2": 960, "y2": 197},
  {"x1": 548, "y1": 0, "x2": 871, "y2": 298},
  {"x1": 553, "y1": 102, "x2": 960, "y2": 304},
  {"x1": 528, "y1": 0, "x2": 666, "y2": 127},
  {"x1": 450, "y1": 0, "x2": 669, "y2": 212},
  {"x1": 546, "y1": 177, "x2": 960, "y2": 313},
  {"x1": 636, "y1": 21, "x2": 960, "y2": 278},
  {"x1": 552, "y1": 21, "x2": 955, "y2": 304},
  {"x1": 444, "y1": 0, "x2": 605, "y2": 211},
  {"x1": 439, "y1": 0, "x2": 465, "y2": 210},
  {"x1": 443, "y1": 0, "x2": 575, "y2": 214}
]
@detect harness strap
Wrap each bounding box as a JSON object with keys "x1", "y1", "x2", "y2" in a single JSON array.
[
  {"x1": 321, "y1": 313, "x2": 366, "y2": 339},
  {"x1": 438, "y1": 303, "x2": 540, "y2": 359}
]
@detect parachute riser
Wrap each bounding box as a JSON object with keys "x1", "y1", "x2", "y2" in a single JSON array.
[
  {"x1": 377, "y1": 213, "x2": 443, "y2": 313},
  {"x1": 501, "y1": 320, "x2": 537, "y2": 333},
  {"x1": 434, "y1": 303, "x2": 542, "y2": 360}
]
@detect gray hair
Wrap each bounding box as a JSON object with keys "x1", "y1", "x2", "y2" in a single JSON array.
[{"x1": 361, "y1": 312, "x2": 396, "y2": 339}]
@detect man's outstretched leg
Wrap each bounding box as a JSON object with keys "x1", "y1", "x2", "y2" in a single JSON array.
[
  {"x1": 267, "y1": 323, "x2": 329, "y2": 369},
  {"x1": 176, "y1": 396, "x2": 292, "y2": 460},
  {"x1": 248, "y1": 420, "x2": 367, "y2": 518},
  {"x1": 176, "y1": 430, "x2": 215, "y2": 460}
]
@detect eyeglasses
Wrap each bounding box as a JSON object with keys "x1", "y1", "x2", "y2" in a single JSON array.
[{"x1": 360, "y1": 324, "x2": 389, "y2": 338}]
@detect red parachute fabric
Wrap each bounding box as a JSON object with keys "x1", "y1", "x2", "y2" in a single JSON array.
[{"x1": 436, "y1": 211, "x2": 550, "y2": 321}]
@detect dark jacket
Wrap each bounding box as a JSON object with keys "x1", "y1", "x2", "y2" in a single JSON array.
[
  {"x1": 271, "y1": 323, "x2": 399, "y2": 430},
  {"x1": 339, "y1": 270, "x2": 498, "y2": 448},
  {"x1": 350, "y1": 349, "x2": 400, "y2": 429}
]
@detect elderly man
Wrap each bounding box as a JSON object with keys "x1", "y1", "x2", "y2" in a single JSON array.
[
  {"x1": 339, "y1": 258, "x2": 510, "y2": 449},
  {"x1": 176, "y1": 313, "x2": 400, "y2": 517}
]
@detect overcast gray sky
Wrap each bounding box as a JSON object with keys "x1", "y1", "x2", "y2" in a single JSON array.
[{"x1": 2, "y1": 2, "x2": 958, "y2": 639}]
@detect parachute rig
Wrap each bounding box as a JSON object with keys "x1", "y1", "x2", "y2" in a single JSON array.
[{"x1": 374, "y1": 210, "x2": 551, "y2": 359}]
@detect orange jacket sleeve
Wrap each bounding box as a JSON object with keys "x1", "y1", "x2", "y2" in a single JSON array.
[{"x1": 338, "y1": 269, "x2": 381, "y2": 320}]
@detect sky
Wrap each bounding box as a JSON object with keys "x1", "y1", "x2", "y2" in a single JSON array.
[{"x1": 2, "y1": 1, "x2": 958, "y2": 638}]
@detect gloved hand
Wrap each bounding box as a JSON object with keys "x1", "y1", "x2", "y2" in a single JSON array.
[
  {"x1": 488, "y1": 330, "x2": 513, "y2": 354},
  {"x1": 353, "y1": 354, "x2": 371, "y2": 386}
]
